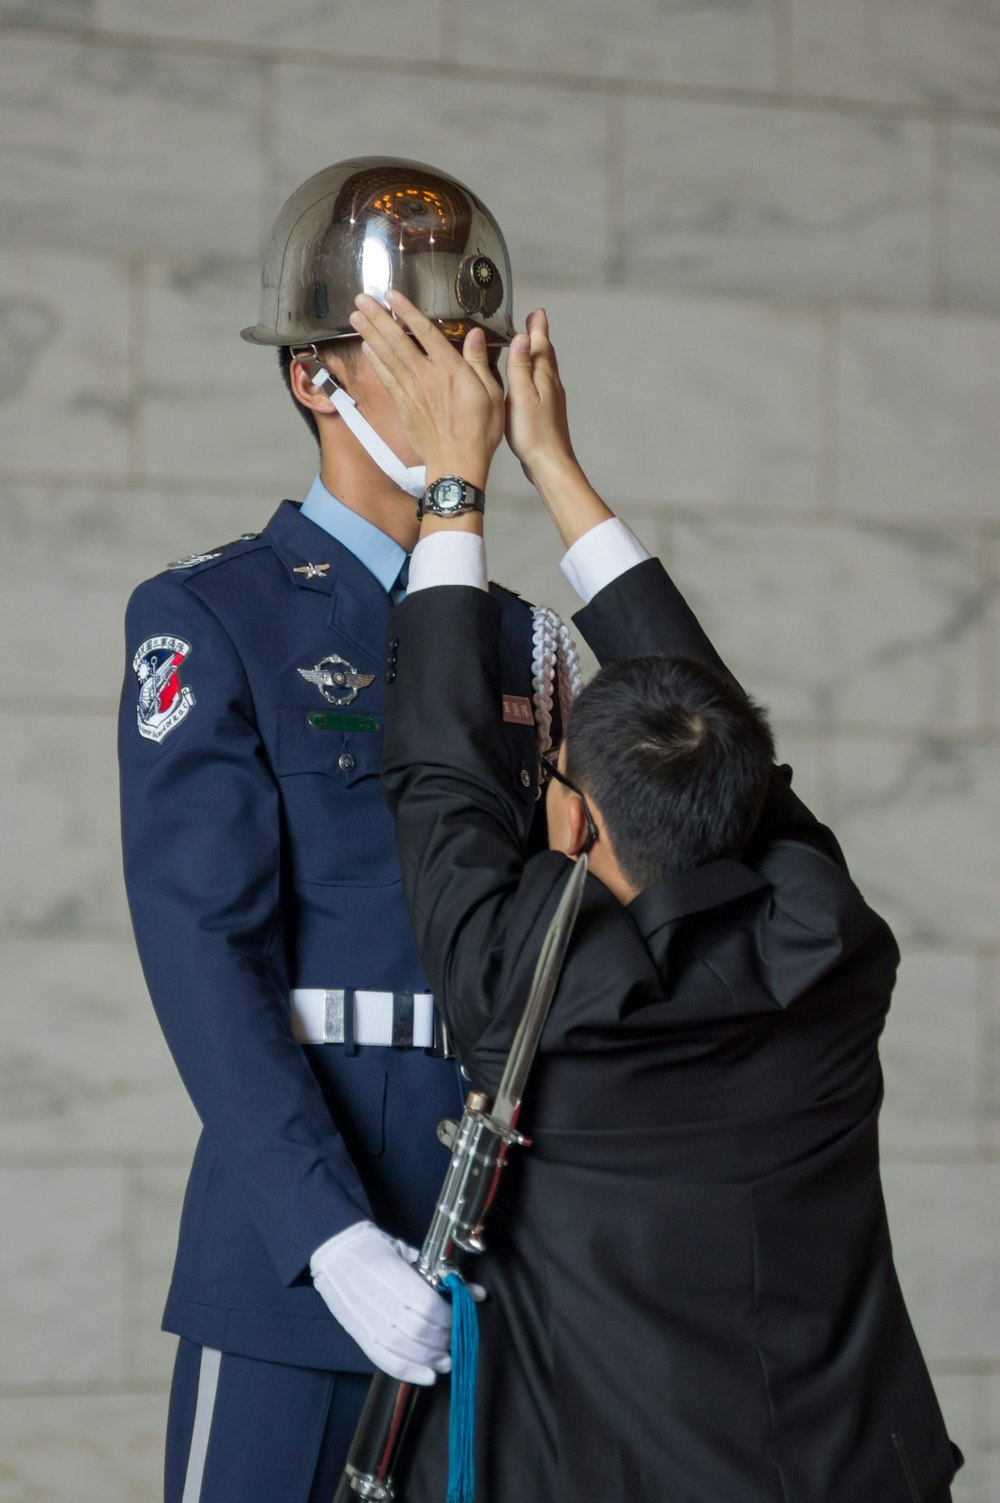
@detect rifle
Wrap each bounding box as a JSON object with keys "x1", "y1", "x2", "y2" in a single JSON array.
[{"x1": 333, "y1": 854, "x2": 590, "y2": 1502}]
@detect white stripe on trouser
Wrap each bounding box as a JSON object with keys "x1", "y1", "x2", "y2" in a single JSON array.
[{"x1": 180, "y1": 1347, "x2": 222, "y2": 1503}]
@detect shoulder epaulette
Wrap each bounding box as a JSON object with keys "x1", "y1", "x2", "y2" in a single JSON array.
[
  {"x1": 489, "y1": 579, "x2": 534, "y2": 606},
  {"x1": 166, "y1": 532, "x2": 262, "y2": 573}
]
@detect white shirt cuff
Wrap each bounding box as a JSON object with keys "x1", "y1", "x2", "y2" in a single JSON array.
[
  {"x1": 407, "y1": 531, "x2": 488, "y2": 594},
  {"x1": 560, "y1": 517, "x2": 651, "y2": 604}
]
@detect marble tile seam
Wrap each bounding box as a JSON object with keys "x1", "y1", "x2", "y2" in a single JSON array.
[
  {"x1": 0, "y1": 1153, "x2": 193, "y2": 1169},
  {"x1": 2, "y1": 23, "x2": 1000, "y2": 128},
  {"x1": 258, "y1": 54, "x2": 278, "y2": 258},
  {"x1": 772, "y1": 0, "x2": 793, "y2": 95},
  {"x1": 0, "y1": 1378, "x2": 169, "y2": 1399},
  {"x1": 888, "y1": 941, "x2": 1000, "y2": 960},
  {"x1": 982, "y1": 951, "x2": 998, "y2": 1155},
  {"x1": 744, "y1": 503, "x2": 999, "y2": 536},
  {"x1": 976, "y1": 954, "x2": 994, "y2": 1156},
  {"x1": 0, "y1": 469, "x2": 283, "y2": 499},
  {"x1": 979, "y1": 540, "x2": 998, "y2": 733},
  {"x1": 0, "y1": 698, "x2": 119, "y2": 716},
  {"x1": 0, "y1": 931, "x2": 134, "y2": 947},
  {"x1": 1, "y1": 472, "x2": 995, "y2": 537},
  {"x1": 930, "y1": 1360, "x2": 1000, "y2": 1377},
  {"x1": 0, "y1": 925, "x2": 135, "y2": 944},
  {"x1": 931, "y1": 120, "x2": 952, "y2": 311},
  {"x1": 605, "y1": 91, "x2": 626, "y2": 287},
  {"x1": 817, "y1": 310, "x2": 839, "y2": 511},
  {"x1": 3, "y1": 275, "x2": 998, "y2": 335},
  {"x1": 883, "y1": 933, "x2": 996, "y2": 953},
  {"x1": 125, "y1": 256, "x2": 145, "y2": 483},
  {"x1": 439, "y1": 0, "x2": 460, "y2": 67},
  {"x1": 0, "y1": 697, "x2": 994, "y2": 743},
  {"x1": 121, "y1": 1162, "x2": 142, "y2": 1381},
  {"x1": 0, "y1": 483, "x2": 966, "y2": 535},
  {"x1": 744, "y1": 723, "x2": 1000, "y2": 746},
  {"x1": 880, "y1": 1149, "x2": 1000, "y2": 1166}
]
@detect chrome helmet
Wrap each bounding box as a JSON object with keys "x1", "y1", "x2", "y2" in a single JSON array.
[{"x1": 242, "y1": 156, "x2": 515, "y2": 349}]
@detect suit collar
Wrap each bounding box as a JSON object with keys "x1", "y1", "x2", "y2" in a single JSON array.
[{"x1": 628, "y1": 857, "x2": 767, "y2": 943}]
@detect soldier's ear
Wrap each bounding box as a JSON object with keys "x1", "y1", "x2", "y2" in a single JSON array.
[
  {"x1": 565, "y1": 793, "x2": 591, "y2": 860},
  {"x1": 288, "y1": 353, "x2": 341, "y2": 419},
  {"x1": 288, "y1": 344, "x2": 361, "y2": 417}
]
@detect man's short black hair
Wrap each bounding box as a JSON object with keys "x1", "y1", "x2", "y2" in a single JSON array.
[
  {"x1": 278, "y1": 339, "x2": 361, "y2": 447},
  {"x1": 564, "y1": 654, "x2": 775, "y2": 888}
]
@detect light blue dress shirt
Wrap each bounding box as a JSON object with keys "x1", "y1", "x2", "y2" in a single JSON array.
[{"x1": 300, "y1": 475, "x2": 408, "y2": 596}]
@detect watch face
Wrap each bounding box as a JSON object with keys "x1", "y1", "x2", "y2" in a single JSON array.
[{"x1": 431, "y1": 478, "x2": 466, "y2": 513}]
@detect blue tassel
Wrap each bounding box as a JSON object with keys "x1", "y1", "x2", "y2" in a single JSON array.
[{"x1": 442, "y1": 1272, "x2": 478, "y2": 1503}]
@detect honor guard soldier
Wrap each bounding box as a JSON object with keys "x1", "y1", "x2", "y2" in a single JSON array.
[{"x1": 118, "y1": 159, "x2": 578, "y2": 1503}]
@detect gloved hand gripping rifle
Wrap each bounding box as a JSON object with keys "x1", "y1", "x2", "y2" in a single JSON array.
[{"x1": 333, "y1": 854, "x2": 590, "y2": 1503}]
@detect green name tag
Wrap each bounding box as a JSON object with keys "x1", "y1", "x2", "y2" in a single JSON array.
[{"x1": 308, "y1": 712, "x2": 380, "y2": 732}]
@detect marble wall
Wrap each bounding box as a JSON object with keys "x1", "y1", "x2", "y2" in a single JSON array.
[{"x1": 0, "y1": 2, "x2": 997, "y2": 1498}]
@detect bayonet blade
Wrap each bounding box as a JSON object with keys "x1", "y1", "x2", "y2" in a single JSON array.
[{"x1": 491, "y1": 854, "x2": 589, "y2": 1132}]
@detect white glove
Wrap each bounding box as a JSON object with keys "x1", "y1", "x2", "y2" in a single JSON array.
[{"x1": 310, "y1": 1221, "x2": 452, "y2": 1386}]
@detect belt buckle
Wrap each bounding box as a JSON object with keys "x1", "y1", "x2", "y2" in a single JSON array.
[
  {"x1": 323, "y1": 990, "x2": 346, "y2": 1045},
  {"x1": 391, "y1": 991, "x2": 415, "y2": 1048}
]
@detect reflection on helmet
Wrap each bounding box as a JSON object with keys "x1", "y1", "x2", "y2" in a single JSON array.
[{"x1": 242, "y1": 157, "x2": 515, "y2": 349}]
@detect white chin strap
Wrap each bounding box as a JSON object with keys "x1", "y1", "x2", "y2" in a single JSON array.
[{"x1": 309, "y1": 365, "x2": 426, "y2": 499}]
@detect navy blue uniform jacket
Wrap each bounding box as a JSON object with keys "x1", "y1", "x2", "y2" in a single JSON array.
[
  {"x1": 381, "y1": 559, "x2": 960, "y2": 1502},
  {"x1": 118, "y1": 500, "x2": 544, "y2": 1371}
]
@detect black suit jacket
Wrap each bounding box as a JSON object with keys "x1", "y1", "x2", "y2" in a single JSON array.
[{"x1": 381, "y1": 559, "x2": 959, "y2": 1503}]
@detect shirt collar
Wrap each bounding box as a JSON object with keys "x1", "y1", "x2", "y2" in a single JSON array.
[{"x1": 300, "y1": 475, "x2": 407, "y2": 596}]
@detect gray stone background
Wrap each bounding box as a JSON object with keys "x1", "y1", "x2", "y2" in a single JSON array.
[{"x1": 0, "y1": 1, "x2": 997, "y2": 1498}]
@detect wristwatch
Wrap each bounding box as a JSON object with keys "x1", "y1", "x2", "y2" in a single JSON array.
[{"x1": 417, "y1": 476, "x2": 486, "y2": 520}]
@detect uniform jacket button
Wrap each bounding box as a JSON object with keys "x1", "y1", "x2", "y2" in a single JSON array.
[
  {"x1": 386, "y1": 669, "x2": 396, "y2": 684},
  {"x1": 338, "y1": 752, "x2": 356, "y2": 773},
  {"x1": 520, "y1": 768, "x2": 532, "y2": 788}
]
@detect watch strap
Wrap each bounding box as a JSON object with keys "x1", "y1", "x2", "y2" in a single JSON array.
[{"x1": 417, "y1": 476, "x2": 486, "y2": 519}]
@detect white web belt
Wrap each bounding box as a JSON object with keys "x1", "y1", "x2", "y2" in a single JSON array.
[{"x1": 291, "y1": 988, "x2": 436, "y2": 1046}]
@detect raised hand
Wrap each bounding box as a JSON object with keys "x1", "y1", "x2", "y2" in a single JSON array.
[
  {"x1": 504, "y1": 307, "x2": 577, "y2": 485},
  {"x1": 505, "y1": 308, "x2": 613, "y2": 548},
  {"x1": 349, "y1": 290, "x2": 505, "y2": 489}
]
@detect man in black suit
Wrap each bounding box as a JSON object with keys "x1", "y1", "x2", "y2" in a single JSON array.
[{"x1": 348, "y1": 290, "x2": 960, "y2": 1501}]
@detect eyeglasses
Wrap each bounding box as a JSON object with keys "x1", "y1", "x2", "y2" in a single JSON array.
[{"x1": 539, "y1": 751, "x2": 599, "y2": 854}]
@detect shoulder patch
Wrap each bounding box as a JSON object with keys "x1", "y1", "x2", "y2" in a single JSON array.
[
  {"x1": 133, "y1": 634, "x2": 195, "y2": 742},
  {"x1": 167, "y1": 533, "x2": 261, "y2": 571}
]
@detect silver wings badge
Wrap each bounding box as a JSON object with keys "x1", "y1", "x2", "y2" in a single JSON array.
[{"x1": 298, "y1": 654, "x2": 375, "y2": 706}]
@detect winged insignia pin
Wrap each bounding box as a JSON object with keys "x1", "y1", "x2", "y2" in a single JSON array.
[
  {"x1": 298, "y1": 654, "x2": 375, "y2": 706},
  {"x1": 293, "y1": 562, "x2": 330, "y2": 579}
]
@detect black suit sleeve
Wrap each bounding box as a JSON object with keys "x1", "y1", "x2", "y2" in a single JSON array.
[
  {"x1": 382, "y1": 587, "x2": 571, "y2": 1064},
  {"x1": 573, "y1": 556, "x2": 733, "y2": 679},
  {"x1": 573, "y1": 558, "x2": 848, "y2": 866}
]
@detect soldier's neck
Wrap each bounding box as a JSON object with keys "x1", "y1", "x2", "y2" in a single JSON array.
[{"x1": 319, "y1": 454, "x2": 421, "y2": 553}]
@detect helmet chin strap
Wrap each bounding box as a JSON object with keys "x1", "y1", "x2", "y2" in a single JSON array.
[{"x1": 302, "y1": 354, "x2": 427, "y2": 499}]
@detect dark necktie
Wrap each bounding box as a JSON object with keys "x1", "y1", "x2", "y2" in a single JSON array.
[{"x1": 390, "y1": 555, "x2": 410, "y2": 604}]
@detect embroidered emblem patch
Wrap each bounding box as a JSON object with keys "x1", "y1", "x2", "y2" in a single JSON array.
[
  {"x1": 133, "y1": 635, "x2": 195, "y2": 742},
  {"x1": 298, "y1": 655, "x2": 375, "y2": 707}
]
